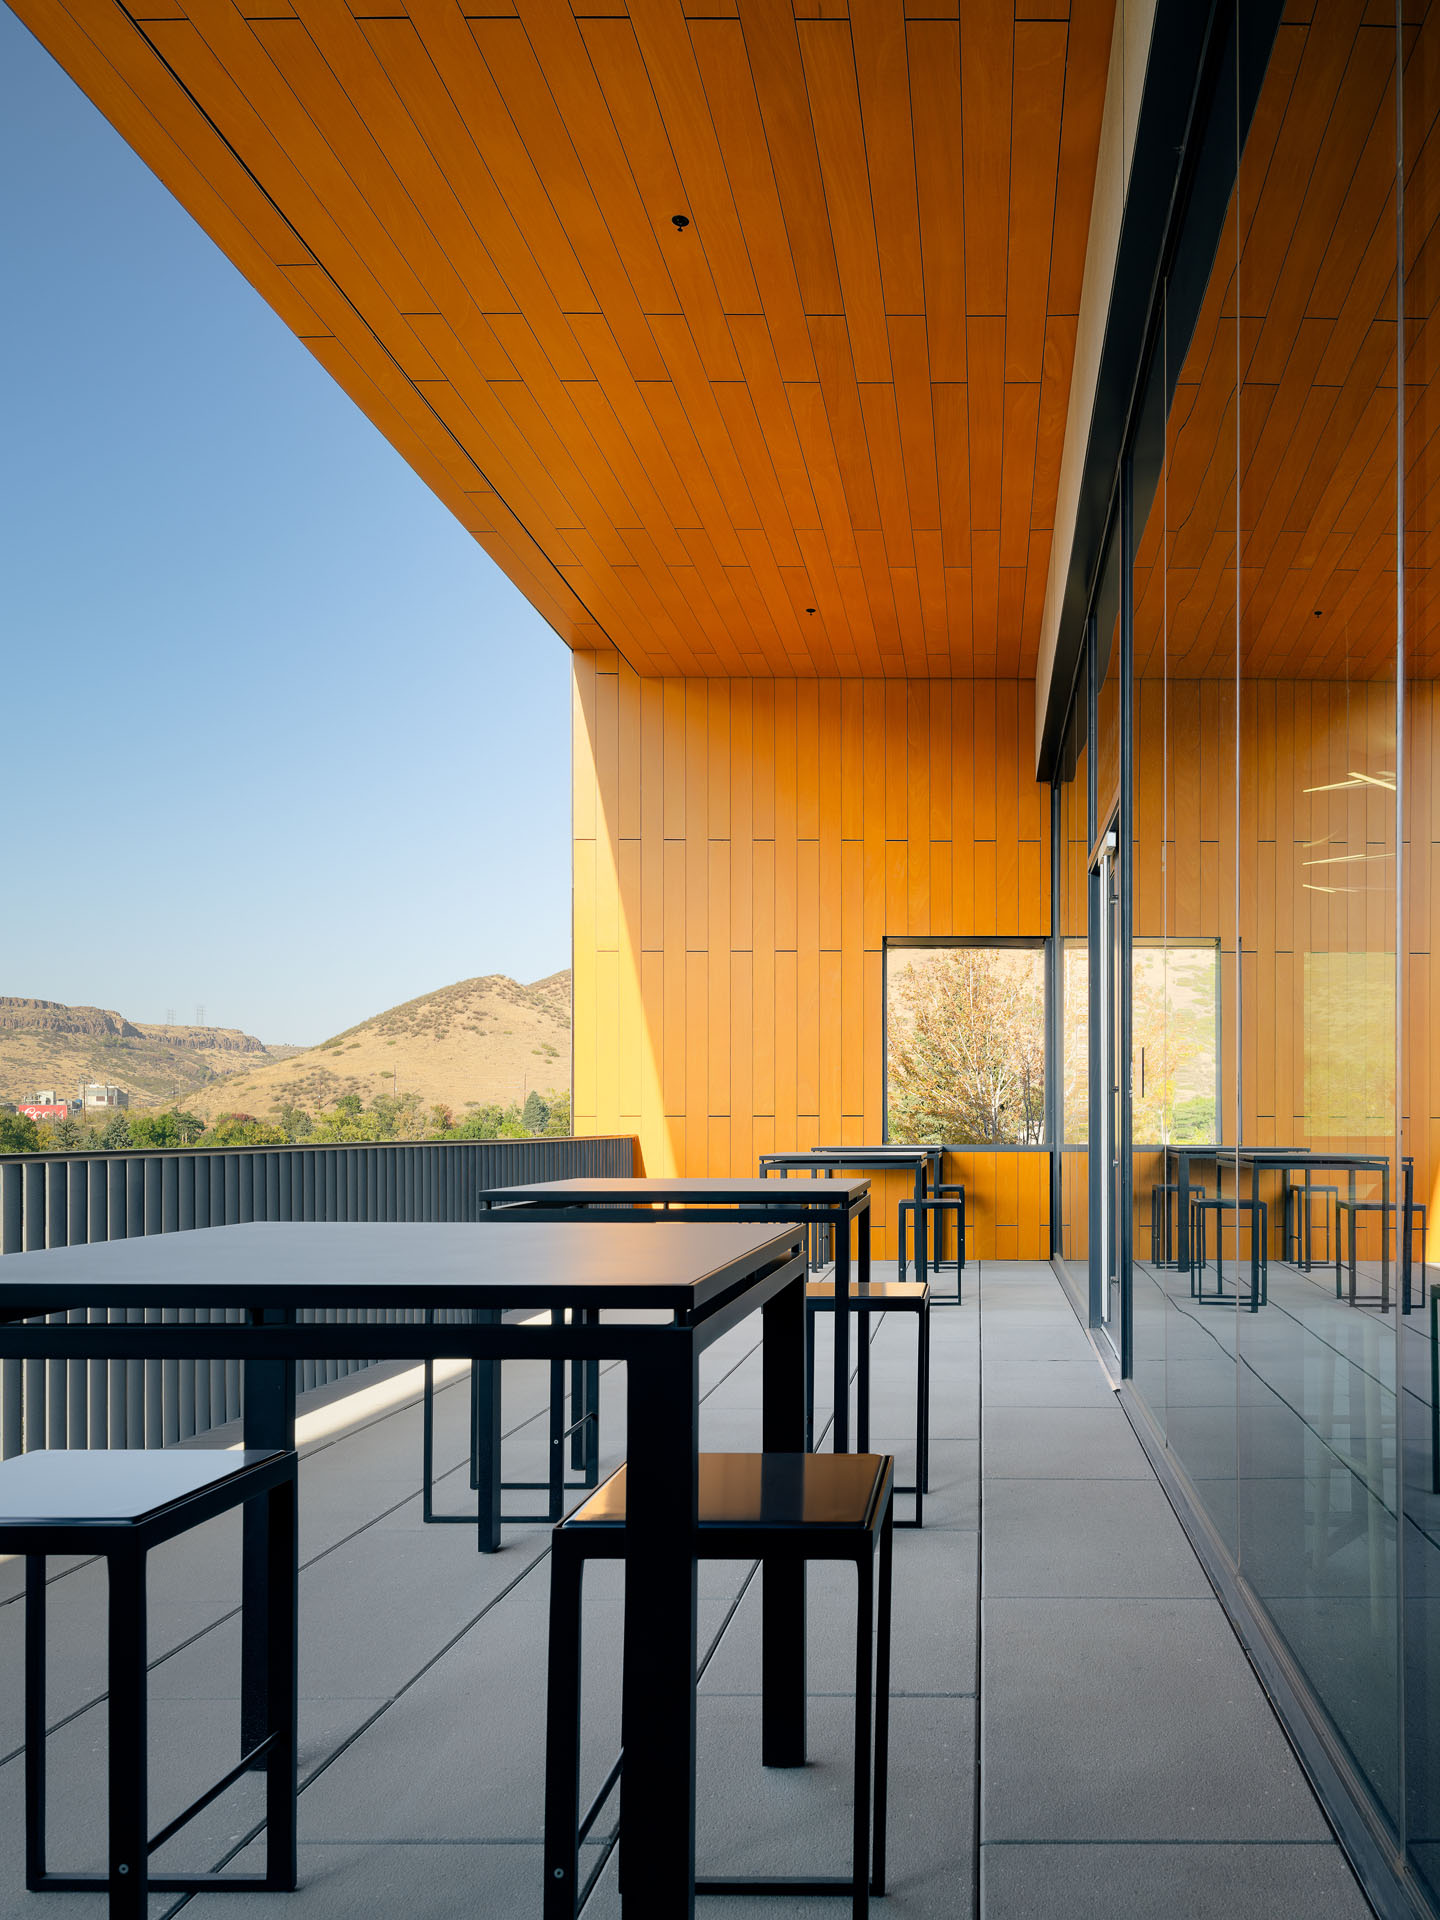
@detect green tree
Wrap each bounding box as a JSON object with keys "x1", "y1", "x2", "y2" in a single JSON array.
[
  {"x1": 428, "y1": 1103, "x2": 455, "y2": 1134},
  {"x1": 544, "y1": 1091, "x2": 572, "y2": 1137},
  {"x1": 128, "y1": 1111, "x2": 179, "y2": 1148},
  {"x1": 40, "y1": 1115, "x2": 84, "y2": 1150},
  {"x1": 887, "y1": 949, "x2": 1046, "y2": 1145},
  {"x1": 522, "y1": 1090, "x2": 549, "y2": 1134},
  {"x1": 99, "y1": 1111, "x2": 134, "y2": 1150},
  {"x1": 0, "y1": 1112, "x2": 41, "y2": 1153},
  {"x1": 454, "y1": 1104, "x2": 506, "y2": 1140}
]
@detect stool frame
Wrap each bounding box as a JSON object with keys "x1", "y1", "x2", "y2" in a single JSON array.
[
  {"x1": 897, "y1": 1194, "x2": 965, "y2": 1302},
  {"x1": 1283, "y1": 1176, "x2": 1338, "y2": 1272},
  {"x1": 1335, "y1": 1199, "x2": 1427, "y2": 1311},
  {"x1": 420, "y1": 1306, "x2": 602, "y2": 1548},
  {"x1": 1189, "y1": 1196, "x2": 1269, "y2": 1308},
  {"x1": 804, "y1": 1282, "x2": 929, "y2": 1525},
  {"x1": 12, "y1": 1449, "x2": 298, "y2": 1918},
  {"x1": 544, "y1": 1454, "x2": 895, "y2": 1920},
  {"x1": 1149, "y1": 1182, "x2": 1206, "y2": 1268}
]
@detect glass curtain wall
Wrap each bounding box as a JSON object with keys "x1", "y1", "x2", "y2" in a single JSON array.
[
  {"x1": 1404, "y1": 4, "x2": 1440, "y2": 1897},
  {"x1": 1057, "y1": 669, "x2": 1090, "y2": 1297},
  {"x1": 1051, "y1": 4, "x2": 1440, "y2": 1902}
]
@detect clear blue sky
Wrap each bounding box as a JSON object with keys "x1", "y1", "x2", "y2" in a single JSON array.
[{"x1": 0, "y1": 8, "x2": 572, "y2": 1045}]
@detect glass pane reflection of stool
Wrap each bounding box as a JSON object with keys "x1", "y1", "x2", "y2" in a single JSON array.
[
  {"x1": 1335, "y1": 1198, "x2": 1428, "y2": 1310},
  {"x1": 1284, "y1": 1179, "x2": 1338, "y2": 1271},
  {"x1": 543, "y1": 1452, "x2": 895, "y2": 1920},
  {"x1": 1189, "y1": 1196, "x2": 1269, "y2": 1307},
  {"x1": 1149, "y1": 1183, "x2": 1205, "y2": 1267}
]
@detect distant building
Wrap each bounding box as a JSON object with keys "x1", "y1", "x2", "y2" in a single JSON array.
[
  {"x1": 34, "y1": 1090, "x2": 57, "y2": 1105},
  {"x1": 79, "y1": 1084, "x2": 129, "y2": 1112},
  {"x1": 20, "y1": 1104, "x2": 67, "y2": 1123}
]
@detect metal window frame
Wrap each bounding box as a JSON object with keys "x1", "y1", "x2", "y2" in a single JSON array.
[{"x1": 881, "y1": 936, "x2": 1052, "y2": 1150}]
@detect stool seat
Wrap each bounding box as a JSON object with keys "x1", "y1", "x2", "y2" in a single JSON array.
[
  {"x1": 7, "y1": 1445, "x2": 298, "y2": 1916},
  {"x1": 567, "y1": 1452, "x2": 891, "y2": 1531},
  {"x1": 0, "y1": 1448, "x2": 284, "y2": 1528},
  {"x1": 806, "y1": 1279, "x2": 928, "y2": 1306}
]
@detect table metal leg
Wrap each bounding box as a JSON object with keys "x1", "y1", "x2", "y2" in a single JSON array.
[
  {"x1": 619, "y1": 1337, "x2": 700, "y2": 1917},
  {"x1": 915, "y1": 1167, "x2": 928, "y2": 1284},
  {"x1": 834, "y1": 1212, "x2": 851, "y2": 1454},
  {"x1": 264, "y1": 1473, "x2": 299, "y2": 1890},
  {"x1": 761, "y1": 1266, "x2": 807, "y2": 1768},
  {"x1": 24, "y1": 1554, "x2": 46, "y2": 1888},
  {"x1": 242, "y1": 1316, "x2": 296, "y2": 1758},
  {"x1": 1177, "y1": 1153, "x2": 1191, "y2": 1273},
  {"x1": 107, "y1": 1547, "x2": 148, "y2": 1919},
  {"x1": 474, "y1": 1312, "x2": 502, "y2": 1553}
]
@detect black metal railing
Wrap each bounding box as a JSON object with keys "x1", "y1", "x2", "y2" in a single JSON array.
[{"x1": 0, "y1": 1135, "x2": 634, "y2": 1455}]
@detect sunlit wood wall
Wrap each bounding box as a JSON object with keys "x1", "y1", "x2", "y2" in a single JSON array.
[{"x1": 571, "y1": 648, "x2": 1052, "y2": 1258}]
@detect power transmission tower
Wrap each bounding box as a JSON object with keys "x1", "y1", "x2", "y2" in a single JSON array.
[{"x1": 195, "y1": 1004, "x2": 205, "y2": 1028}]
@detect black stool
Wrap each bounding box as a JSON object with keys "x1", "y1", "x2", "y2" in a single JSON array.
[
  {"x1": 1150, "y1": 1182, "x2": 1205, "y2": 1266},
  {"x1": 1334, "y1": 1199, "x2": 1427, "y2": 1309},
  {"x1": 897, "y1": 1194, "x2": 965, "y2": 1299},
  {"x1": 421, "y1": 1307, "x2": 601, "y2": 1549},
  {"x1": 1190, "y1": 1196, "x2": 1269, "y2": 1306},
  {"x1": 805, "y1": 1280, "x2": 929, "y2": 1524},
  {"x1": 1285, "y1": 1179, "x2": 1338, "y2": 1270},
  {"x1": 7, "y1": 1447, "x2": 298, "y2": 1916},
  {"x1": 544, "y1": 1452, "x2": 894, "y2": 1919}
]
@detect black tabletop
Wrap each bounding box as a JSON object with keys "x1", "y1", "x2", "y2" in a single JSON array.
[
  {"x1": 761, "y1": 1149, "x2": 929, "y2": 1165},
  {"x1": 0, "y1": 1218, "x2": 801, "y2": 1317},
  {"x1": 480, "y1": 1176, "x2": 870, "y2": 1203}
]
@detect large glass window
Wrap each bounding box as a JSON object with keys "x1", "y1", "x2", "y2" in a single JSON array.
[
  {"x1": 1131, "y1": 942, "x2": 1219, "y2": 1145},
  {"x1": 884, "y1": 942, "x2": 1047, "y2": 1145}
]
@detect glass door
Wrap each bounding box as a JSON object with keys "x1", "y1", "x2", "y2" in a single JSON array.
[{"x1": 1093, "y1": 821, "x2": 1121, "y2": 1343}]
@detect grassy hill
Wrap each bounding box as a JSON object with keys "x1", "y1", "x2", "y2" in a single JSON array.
[
  {"x1": 0, "y1": 998, "x2": 301, "y2": 1111},
  {"x1": 182, "y1": 973, "x2": 571, "y2": 1123}
]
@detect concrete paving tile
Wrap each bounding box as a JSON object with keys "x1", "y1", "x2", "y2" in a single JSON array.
[
  {"x1": 681, "y1": 1695, "x2": 973, "y2": 1898},
  {"x1": 980, "y1": 1841, "x2": 1370, "y2": 1919},
  {"x1": 982, "y1": 1596, "x2": 1332, "y2": 1842},
  {"x1": 183, "y1": 1839, "x2": 568, "y2": 1920},
  {"x1": 982, "y1": 1480, "x2": 1211, "y2": 1599},
  {"x1": 977, "y1": 1325, "x2": 1096, "y2": 1364},
  {"x1": 917, "y1": 1440, "x2": 979, "y2": 1530},
  {"x1": 981, "y1": 1406, "x2": 1152, "y2": 1480},
  {"x1": 700, "y1": 1530, "x2": 977, "y2": 1699},
  {"x1": 981, "y1": 1360, "x2": 1115, "y2": 1408}
]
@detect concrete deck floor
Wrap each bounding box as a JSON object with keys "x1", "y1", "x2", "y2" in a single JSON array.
[{"x1": 0, "y1": 1261, "x2": 1373, "y2": 1918}]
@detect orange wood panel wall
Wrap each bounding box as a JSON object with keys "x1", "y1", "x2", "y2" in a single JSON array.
[{"x1": 571, "y1": 648, "x2": 1052, "y2": 1258}]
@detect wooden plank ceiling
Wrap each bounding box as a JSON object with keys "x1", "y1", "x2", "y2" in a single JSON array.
[{"x1": 13, "y1": 0, "x2": 1115, "y2": 678}]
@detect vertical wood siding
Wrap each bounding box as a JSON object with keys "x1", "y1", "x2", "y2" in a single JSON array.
[{"x1": 572, "y1": 649, "x2": 1053, "y2": 1258}]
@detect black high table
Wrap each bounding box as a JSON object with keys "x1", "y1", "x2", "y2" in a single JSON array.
[
  {"x1": 0, "y1": 1217, "x2": 810, "y2": 1920},
  {"x1": 478, "y1": 1175, "x2": 871, "y2": 1454},
  {"x1": 760, "y1": 1149, "x2": 934, "y2": 1306}
]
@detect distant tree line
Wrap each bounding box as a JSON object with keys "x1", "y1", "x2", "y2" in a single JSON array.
[{"x1": 0, "y1": 1088, "x2": 571, "y2": 1154}]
